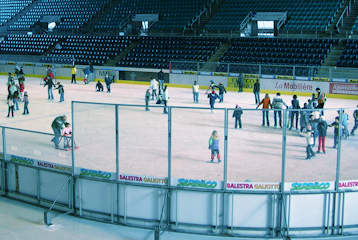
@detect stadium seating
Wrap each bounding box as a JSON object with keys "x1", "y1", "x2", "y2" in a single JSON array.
[
  {"x1": 9, "y1": 0, "x2": 109, "y2": 31},
  {"x1": 42, "y1": 35, "x2": 136, "y2": 65},
  {"x1": 118, "y1": 36, "x2": 224, "y2": 69},
  {"x1": 94, "y1": 0, "x2": 208, "y2": 32},
  {"x1": 337, "y1": 39, "x2": 358, "y2": 67},
  {"x1": 205, "y1": 0, "x2": 341, "y2": 32},
  {"x1": 0, "y1": 34, "x2": 62, "y2": 55},
  {"x1": 0, "y1": 0, "x2": 33, "y2": 26}
]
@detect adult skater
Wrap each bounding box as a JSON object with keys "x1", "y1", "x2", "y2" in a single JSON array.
[
  {"x1": 158, "y1": 69, "x2": 164, "y2": 91},
  {"x1": 145, "y1": 89, "x2": 151, "y2": 111},
  {"x1": 272, "y1": 92, "x2": 287, "y2": 128},
  {"x1": 43, "y1": 76, "x2": 54, "y2": 100},
  {"x1": 71, "y1": 65, "x2": 77, "y2": 84},
  {"x1": 150, "y1": 78, "x2": 158, "y2": 100},
  {"x1": 316, "y1": 88, "x2": 326, "y2": 115},
  {"x1": 207, "y1": 90, "x2": 219, "y2": 113},
  {"x1": 232, "y1": 105, "x2": 243, "y2": 129},
  {"x1": 253, "y1": 79, "x2": 260, "y2": 104},
  {"x1": 290, "y1": 95, "x2": 300, "y2": 130},
  {"x1": 192, "y1": 81, "x2": 199, "y2": 103},
  {"x1": 51, "y1": 115, "x2": 67, "y2": 149},
  {"x1": 104, "y1": 73, "x2": 112, "y2": 93},
  {"x1": 351, "y1": 105, "x2": 358, "y2": 136},
  {"x1": 256, "y1": 93, "x2": 272, "y2": 127},
  {"x1": 217, "y1": 82, "x2": 227, "y2": 103}
]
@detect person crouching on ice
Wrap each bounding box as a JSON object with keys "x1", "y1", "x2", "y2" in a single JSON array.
[{"x1": 208, "y1": 130, "x2": 221, "y2": 163}]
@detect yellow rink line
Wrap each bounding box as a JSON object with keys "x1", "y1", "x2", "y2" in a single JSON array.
[{"x1": 2, "y1": 73, "x2": 358, "y2": 100}]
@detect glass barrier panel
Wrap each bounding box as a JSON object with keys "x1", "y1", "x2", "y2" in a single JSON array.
[
  {"x1": 171, "y1": 107, "x2": 225, "y2": 182},
  {"x1": 117, "y1": 105, "x2": 168, "y2": 178},
  {"x1": 285, "y1": 108, "x2": 339, "y2": 182},
  {"x1": 73, "y1": 102, "x2": 116, "y2": 172},
  {"x1": 227, "y1": 109, "x2": 282, "y2": 182}
]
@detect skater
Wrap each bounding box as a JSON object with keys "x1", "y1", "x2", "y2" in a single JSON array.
[
  {"x1": 13, "y1": 89, "x2": 19, "y2": 111},
  {"x1": 62, "y1": 122, "x2": 73, "y2": 150},
  {"x1": 311, "y1": 93, "x2": 318, "y2": 108},
  {"x1": 150, "y1": 78, "x2": 158, "y2": 100},
  {"x1": 329, "y1": 116, "x2": 344, "y2": 149},
  {"x1": 71, "y1": 65, "x2": 77, "y2": 84},
  {"x1": 162, "y1": 85, "x2": 169, "y2": 114},
  {"x1": 237, "y1": 73, "x2": 244, "y2": 92},
  {"x1": 256, "y1": 93, "x2": 272, "y2": 127},
  {"x1": 207, "y1": 90, "x2": 219, "y2": 112},
  {"x1": 96, "y1": 80, "x2": 104, "y2": 92},
  {"x1": 51, "y1": 115, "x2": 67, "y2": 149},
  {"x1": 338, "y1": 110, "x2": 349, "y2": 139},
  {"x1": 145, "y1": 89, "x2": 151, "y2": 111},
  {"x1": 309, "y1": 112, "x2": 319, "y2": 146},
  {"x1": 6, "y1": 95, "x2": 14, "y2": 118},
  {"x1": 290, "y1": 95, "x2": 300, "y2": 130},
  {"x1": 105, "y1": 73, "x2": 112, "y2": 93},
  {"x1": 208, "y1": 130, "x2": 221, "y2": 163},
  {"x1": 316, "y1": 88, "x2": 326, "y2": 115},
  {"x1": 192, "y1": 81, "x2": 199, "y2": 103},
  {"x1": 272, "y1": 92, "x2": 287, "y2": 128},
  {"x1": 217, "y1": 82, "x2": 227, "y2": 103},
  {"x1": 158, "y1": 69, "x2": 164, "y2": 91},
  {"x1": 208, "y1": 80, "x2": 216, "y2": 92},
  {"x1": 44, "y1": 76, "x2": 54, "y2": 100},
  {"x1": 232, "y1": 105, "x2": 243, "y2": 129},
  {"x1": 23, "y1": 91, "x2": 29, "y2": 115},
  {"x1": 317, "y1": 115, "x2": 328, "y2": 154},
  {"x1": 56, "y1": 82, "x2": 64, "y2": 102},
  {"x1": 351, "y1": 105, "x2": 358, "y2": 136},
  {"x1": 303, "y1": 125, "x2": 315, "y2": 160},
  {"x1": 253, "y1": 79, "x2": 260, "y2": 104}
]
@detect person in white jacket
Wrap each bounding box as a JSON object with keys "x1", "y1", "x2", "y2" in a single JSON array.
[
  {"x1": 150, "y1": 78, "x2": 158, "y2": 100},
  {"x1": 302, "y1": 125, "x2": 315, "y2": 160},
  {"x1": 162, "y1": 85, "x2": 169, "y2": 114}
]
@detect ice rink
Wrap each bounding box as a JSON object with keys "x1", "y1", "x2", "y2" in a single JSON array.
[{"x1": 1, "y1": 75, "x2": 357, "y2": 182}]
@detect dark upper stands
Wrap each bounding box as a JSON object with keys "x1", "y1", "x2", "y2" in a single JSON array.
[
  {"x1": 94, "y1": 0, "x2": 208, "y2": 32},
  {"x1": 205, "y1": 0, "x2": 341, "y2": 32},
  {"x1": 0, "y1": 0, "x2": 33, "y2": 26},
  {"x1": 337, "y1": 39, "x2": 358, "y2": 67},
  {"x1": 9, "y1": 0, "x2": 109, "y2": 31},
  {"x1": 0, "y1": 34, "x2": 62, "y2": 55},
  {"x1": 118, "y1": 36, "x2": 224, "y2": 69},
  {"x1": 42, "y1": 35, "x2": 135, "y2": 65}
]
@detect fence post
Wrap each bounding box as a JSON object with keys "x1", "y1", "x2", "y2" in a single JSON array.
[
  {"x1": 115, "y1": 105, "x2": 120, "y2": 223},
  {"x1": 71, "y1": 101, "x2": 76, "y2": 214},
  {"x1": 222, "y1": 108, "x2": 229, "y2": 234},
  {"x1": 167, "y1": 106, "x2": 172, "y2": 228},
  {"x1": 279, "y1": 109, "x2": 288, "y2": 237}
]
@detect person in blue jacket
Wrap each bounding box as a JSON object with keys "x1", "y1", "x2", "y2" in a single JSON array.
[{"x1": 207, "y1": 90, "x2": 219, "y2": 113}]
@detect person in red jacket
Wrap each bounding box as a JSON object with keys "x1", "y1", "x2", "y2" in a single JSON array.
[{"x1": 256, "y1": 93, "x2": 272, "y2": 127}]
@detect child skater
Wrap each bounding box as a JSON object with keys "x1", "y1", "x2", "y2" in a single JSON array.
[
  {"x1": 207, "y1": 90, "x2": 219, "y2": 113},
  {"x1": 23, "y1": 91, "x2": 29, "y2": 115},
  {"x1": 61, "y1": 122, "x2": 78, "y2": 150},
  {"x1": 208, "y1": 130, "x2": 221, "y2": 163},
  {"x1": 329, "y1": 116, "x2": 344, "y2": 149},
  {"x1": 303, "y1": 125, "x2": 315, "y2": 160}
]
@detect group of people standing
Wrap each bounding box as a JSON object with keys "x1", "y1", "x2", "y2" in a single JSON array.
[
  {"x1": 7, "y1": 66, "x2": 29, "y2": 117},
  {"x1": 145, "y1": 77, "x2": 169, "y2": 113}
]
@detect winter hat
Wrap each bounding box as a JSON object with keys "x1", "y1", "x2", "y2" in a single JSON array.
[{"x1": 212, "y1": 91, "x2": 215, "y2": 94}]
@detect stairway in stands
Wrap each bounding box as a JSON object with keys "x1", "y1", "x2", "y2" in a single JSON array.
[
  {"x1": 200, "y1": 40, "x2": 231, "y2": 72},
  {"x1": 105, "y1": 40, "x2": 140, "y2": 66}
]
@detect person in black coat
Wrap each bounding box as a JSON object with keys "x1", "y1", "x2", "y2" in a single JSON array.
[
  {"x1": 253, "y1": 79, "x2": 260, "y2": 104},
  {"x1": 96, "y1": 80, "x2": 104, "y2": 92},
  {"x1": 290, "y1": 95, "x2": 300, "y2": 130},
  {"x1": 232, "y1": 105, "x2": 243, "y2": 129},
  {"x1": 104, "y1": 73, "x2": 112, "y2": 93}
]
